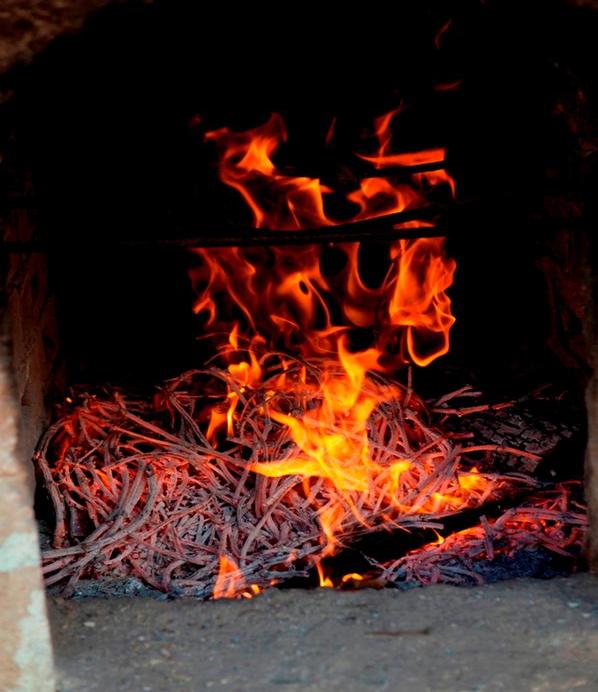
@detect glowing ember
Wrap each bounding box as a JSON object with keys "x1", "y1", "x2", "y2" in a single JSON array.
[
  {"x1": 384, "y1": 484, "x2": 587, "y2": 586},
  {"x1": 36, "y1": 372, "x2": 584, "y2": 596}
]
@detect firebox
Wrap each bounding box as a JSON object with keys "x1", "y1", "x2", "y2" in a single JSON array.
[{"x1": 1, "y1": 1, "x2": 597, "y2": 689}]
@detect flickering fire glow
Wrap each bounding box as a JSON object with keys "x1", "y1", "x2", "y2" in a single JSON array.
[
  {"x1": 191, "y1": 108, "x2": 456, "y2": 367},
  {"x1": 36, "y1": 107, "x2": 586, "y2": 599},
  {"x1": 195, "y1": 109, "x2": 461, "y2": 589}
]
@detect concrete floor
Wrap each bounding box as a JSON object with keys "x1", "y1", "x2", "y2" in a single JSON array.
[{"x1": 49, "y1": 575, "x2": 598, "y2": 692}]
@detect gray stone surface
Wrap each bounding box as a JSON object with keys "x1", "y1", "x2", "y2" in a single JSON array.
[{"x1": 50, "y1": 575, "x2": 598, "y2": 692}]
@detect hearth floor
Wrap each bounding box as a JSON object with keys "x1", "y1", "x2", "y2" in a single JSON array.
[{"x1": 49, "y1": 574, "x2": 598, "y2": 692}]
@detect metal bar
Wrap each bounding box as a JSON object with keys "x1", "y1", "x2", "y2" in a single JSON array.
[{"x1": 0, "y1": 208, "x2": 447, "y2": 253}]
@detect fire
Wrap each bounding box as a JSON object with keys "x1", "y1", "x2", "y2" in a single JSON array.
[
  {"x1": 191, "y1": 107, "x2": 462, "y2": 595},
  {"x1": 36, "y1": 105, "x2": 584, "y2": 598},
  {"x1": 389, "y1": 238, "x2": 456, "y2": 366},
  {"x1": 316, "y1": 563, "x2": 334, "y2": 588},
  {"x1": 192, "y1": 109, "x2": 456, "y2": 363},
  {"x1": 213, "y1": 556, "x2": 264, "y2": 599},
  {"x1": 204, "y1": 114, "x2": 333, "y2": 230},
  {"x1": 341, "y1": 573, "x2": 364, "y2": 584},
  {"x1": 213, "y1": 555, "x2": 244, "y2": 599},
  {"x1": 252, "y1": 338, "x2": 382, "y2": 493}
]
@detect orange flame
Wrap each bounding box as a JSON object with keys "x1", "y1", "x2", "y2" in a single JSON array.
[
  {"x1": 389, "y1": 238, "x2": 457, "y2": 366},
  {"x1": 251, "y1": 337, "x2": 384, "y2": 494},
  {"x1": 192, "y1": 107, "x2": 462, "y2": 585},
  {"x1": 213, "y1": 555, "x2": 245, "y2": 599},
  {"x1": 194, "y1": 109, "x2": 456, "y2": 365},
  {"x1": 205, "y1": 114, "x2": 333, "y2": 230}
]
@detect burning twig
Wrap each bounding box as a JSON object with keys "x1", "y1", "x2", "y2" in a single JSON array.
[
  {"x1": 383, "y1": 484, "x2": 587, "y2": 587},
  {"x1": 35, "y1": 354, "x2": 582, "y2": 598},
  {"x1": 34, "y1": 105, "x2": 587, "y2": 598}
]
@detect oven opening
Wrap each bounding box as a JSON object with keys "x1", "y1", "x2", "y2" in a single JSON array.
[{"x1": 1, "y1": 2, "x2": 597, "y2": 690}]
